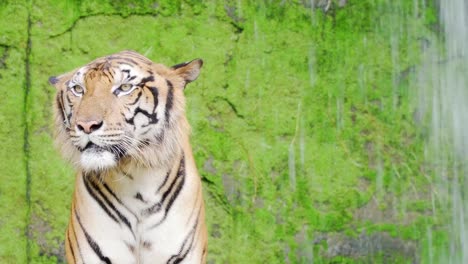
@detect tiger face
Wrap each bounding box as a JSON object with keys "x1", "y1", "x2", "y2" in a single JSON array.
[{"x1": 49, "y1": 51, "x2": 202, "y2": 172}]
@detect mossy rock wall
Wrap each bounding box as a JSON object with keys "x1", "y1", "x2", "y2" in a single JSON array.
[{"x1": 0, "y1": 1, "x2": 445, "y2": 263}]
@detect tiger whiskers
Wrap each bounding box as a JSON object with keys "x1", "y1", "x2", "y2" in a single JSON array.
[{"x1": 121, "y1": 135, "x2": 152, "y2": 167}]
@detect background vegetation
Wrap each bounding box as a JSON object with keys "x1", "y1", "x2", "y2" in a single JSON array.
[{"x1": 0, "y1": 0, "x2": 445, "y2": 263}]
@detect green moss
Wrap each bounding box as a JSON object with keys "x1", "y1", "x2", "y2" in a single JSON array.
[
  {"x1": 0, "y1": 2, "x2": 30, "y2": 263},
  {"x1": 0, "y1": 0, "x2": 446, "y2": 263}
]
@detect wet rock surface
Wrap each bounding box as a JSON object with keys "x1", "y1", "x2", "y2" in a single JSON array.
[{"x1": 314, "y1": 231, "x2": 418, "y2": 263}]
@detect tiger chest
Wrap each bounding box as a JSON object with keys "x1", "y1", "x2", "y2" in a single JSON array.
[{"x1": 102, "y1": 165, "x2": 193, "y2": 259}]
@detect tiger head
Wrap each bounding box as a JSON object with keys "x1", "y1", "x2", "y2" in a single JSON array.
[{"x1": 49, "y1": 50, "x2": 202, "y2": 172}]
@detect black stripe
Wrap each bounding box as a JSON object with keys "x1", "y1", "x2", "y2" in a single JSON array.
[
  {"x1": 56, "y1": 91, "x2": 65, "y2": 121},
  {"x1": 160, "y1": 158, "x2": 184, "y2": 208},
  {"x1": 145, "y1": 198, "x2": 162, "y2": 215},
  {"x1": 167, "y1": 231, "x2": 194, "y2": 264},
  {"x1": 82, "y1": 174, "x2": 119, "y2": 224},
  {"x1": 146, "y1": 157, "x2": 184, "y2": 215},
  {"x1": 155, "y1": 130, "x2": 165, "y2": 143},
  {"x1": 121, "y1": 57, "x2": 138, "y2": 65},
  {"x1": 65, "y1": 93, "x2": 73, "y2": 122},
  {"x1": 67, "y1": 228, "x2": 76, "y2": 263},
  {"x1": 165, "y1": 80, "x2": 174, "y2": 124},
  {"x1": 87, "y1": 177, "x2": 133, "y2": 231},
  {"x1": 65, "y1": 92, "x2": 72, "y2": 103},
  {"x1": 102, "y1": 183, "x2": 124, "y2": 204},
  {"x1": 102, "y1": 182, "x2": 139, "y2": 223},
  {"x1": 75, "y1": 208, "x2": 112, "y2": 264},
  {"x1": 166, "y1": 207, "x2": 199, "y2": 264},
  {"x1": 147, "y1": 86, "x2": 159, "y2": 112},
  {"x1": 147, "y1": 156, "x2": 186, "y2": 227},
  {"x1": 128, "y1": 90, "x2": 142, "y2": 106},
  {"x1": 117, "y1": 62, "x2": 135, "y2": 68},
  {"x1": 56, "y1": 90, "x2": 71, "y2": 131},
  {"x1": 102, "y1": 69, "x2": 113, "y2": 81},
  {"x1": 156, "y1": 171, "x2": 171, "y2": 193},
  {"x1": 171, "y1": 61, "x2": 189, "y2": 70},
  {"x1": 125, "y1": 107, "x2": 159, "y2": 126},
  {"x1": 125, "y1": 87, "x2": 158, "y2": 127},
  {"x1": 140, "y1": 126, "x2": 152, "y2": 136},
  {"x1": 107, "y1": 68, "x2": 114, "y2": 79},
  {"x1": 139, "y1": 76, "x2": 155, "y2": 86},
  {"x1": 66, "y1": 113, "x2": 72, "y2": 127},
  {"x1": 70, "y1": 214, "x2": 85, "y2": 262},
  {"x1": 165, "y1": 156, "x2": 185, "y2": 214}
]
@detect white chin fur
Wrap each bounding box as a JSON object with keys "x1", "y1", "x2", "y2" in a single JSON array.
[{"x1": 80, "y1": 150, "x2": 117, "y2": 171}]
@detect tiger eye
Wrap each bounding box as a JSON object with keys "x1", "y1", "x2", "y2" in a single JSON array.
[
  {"x1": 120, "y1": 84, "x2": 132, "y2": 92},
  {"x1": 72, "y1": 85, "x2": 84, "y2": 95}
]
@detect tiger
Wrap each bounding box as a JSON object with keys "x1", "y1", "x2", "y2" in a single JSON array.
[{"x1": 49, "y1": 50, "x2": 207, "y2": 264}]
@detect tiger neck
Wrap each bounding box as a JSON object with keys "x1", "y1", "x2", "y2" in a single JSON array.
[
  {"x1": 111, "y1": 146, "x2": 181, "y2": 189},
  {"x1": 78, "y1": 145, "x2": 185, "y2": 217}
]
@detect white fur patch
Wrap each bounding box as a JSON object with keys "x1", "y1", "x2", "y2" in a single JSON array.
[{"x1": 80, "y1": 149, "x2": 116, "y2": 171}]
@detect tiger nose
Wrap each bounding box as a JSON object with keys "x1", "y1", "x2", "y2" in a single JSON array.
[{"x1": 76, "y1": 120, "x2": 103, "y2": 134}]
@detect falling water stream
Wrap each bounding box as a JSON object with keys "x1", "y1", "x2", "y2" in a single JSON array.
[{"x1": 417, "y1": 0, "x2": 468, "y2": 263}]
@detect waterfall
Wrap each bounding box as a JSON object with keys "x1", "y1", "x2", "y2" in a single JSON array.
[{"x1": 418, "y1": 1, "x2": 468, "y2": 262}]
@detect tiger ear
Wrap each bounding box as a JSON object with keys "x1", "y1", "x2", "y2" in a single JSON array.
[
  {"x1": 49, "y1": 76, "x2": 59, "y2": 85},
  {"x1": 48, "y1": 74, "x2": 66, "y2": 89},
  {"x1": 171, "y1": 59, "x2": 203, "y2": 87}
]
